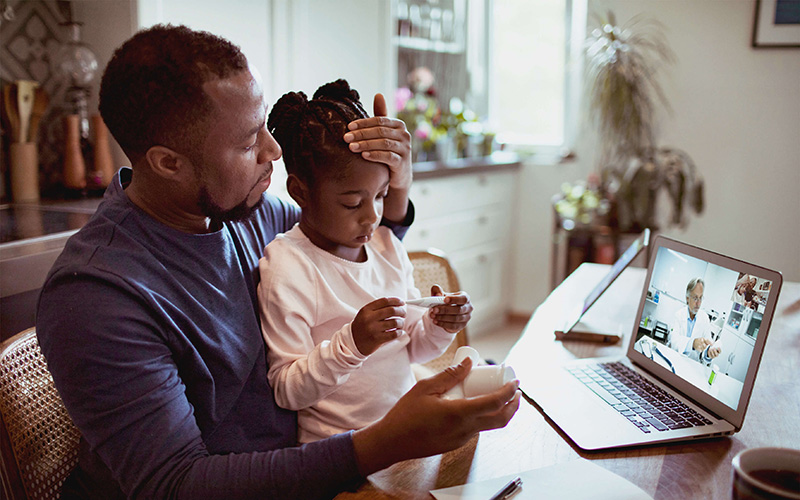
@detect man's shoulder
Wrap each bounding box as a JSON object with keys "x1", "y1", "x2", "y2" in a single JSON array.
[
  {"x1": 239, "y1": 194, "x2": 299, "y2": 230},
  {"x1": 228, "y1": 194, "x2": 300, "y2": 251},
  {"x1": 49, "y1": 193, "x2": 137, "y2": 272}
]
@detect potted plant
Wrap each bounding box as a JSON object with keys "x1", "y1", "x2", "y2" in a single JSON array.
[{"x1": 583, "y1": 10, "x2": 704, "y2": 231}]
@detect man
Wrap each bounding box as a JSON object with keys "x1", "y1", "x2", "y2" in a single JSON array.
[
  {"x1": 36, "y1": 25, "x2": 519, "y2": 499},
  {"x1": 668, "y1": 278, "x2": 721, "y2": 363}
]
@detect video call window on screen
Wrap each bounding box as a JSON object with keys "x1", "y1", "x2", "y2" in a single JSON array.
[{"x1": 633, "y1": 247, "x2": 773, "y2": 410}]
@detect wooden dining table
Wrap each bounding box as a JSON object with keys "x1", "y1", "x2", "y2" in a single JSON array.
[{"x1": 337, "y1": 263, "x2": 800, "y2": 499}]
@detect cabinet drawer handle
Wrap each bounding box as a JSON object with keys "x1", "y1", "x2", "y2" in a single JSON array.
[
  {"x1": 478, "y1": 215, "x2": 488, "y2": 225},
  {"x1": 478, "y1": 254, "x2": 488, "y2": 263}
]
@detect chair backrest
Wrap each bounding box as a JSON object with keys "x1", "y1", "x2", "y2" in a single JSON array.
[
  {"x1": 0, "y1": 328, "x2": 80, "y2": 500},
  {"x1": 408, "y1": 249, "x2": 468, "y2": 373}
]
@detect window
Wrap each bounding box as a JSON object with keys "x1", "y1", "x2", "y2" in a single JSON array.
[{"x1": 488, "y1": 0, "x2": 586, "y2": 155}]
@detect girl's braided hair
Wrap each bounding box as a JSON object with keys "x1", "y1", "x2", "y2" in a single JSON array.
[{"x1": 268, "y1": 79, "x2": 369, "y2": 185}]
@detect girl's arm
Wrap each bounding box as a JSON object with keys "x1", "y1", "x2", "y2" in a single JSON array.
[{"x1": 258, "y1": 245, "x2": 367, "y2": 411}]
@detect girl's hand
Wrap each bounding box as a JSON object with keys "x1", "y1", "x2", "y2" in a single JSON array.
[
  {"x1": 428, "y1": 285, "x2": 473, "y2": 333},
  {"x1": 352, "y1": 297, "x2": 406, "y2": 356}
]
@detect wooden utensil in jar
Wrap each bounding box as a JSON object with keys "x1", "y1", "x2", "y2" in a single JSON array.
[
  {"x1": 3, "y1": 83, "x2": 20, "y2": 142},
  {"x1": 16, "y1": 80, "x2": 38, "y2": 144},
  {"x1": 63, "y1": 114, "x2": 87, "y2": 190},
  {"x1": 29, "y1": 87, "x2": 50, "y2": 143}
]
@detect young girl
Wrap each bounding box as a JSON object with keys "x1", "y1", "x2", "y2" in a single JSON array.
[{"x1": 258, "y1": 80, "x2": 472, "y2": 443}]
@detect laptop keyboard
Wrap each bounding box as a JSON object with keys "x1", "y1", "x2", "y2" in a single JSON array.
[{"x1": 568, "y1": 362, "x2": 713, "y2": 433}]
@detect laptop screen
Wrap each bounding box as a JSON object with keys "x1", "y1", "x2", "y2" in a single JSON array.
[{"x1": 630, "y1": 240, "x2": 781, "y2": 416}]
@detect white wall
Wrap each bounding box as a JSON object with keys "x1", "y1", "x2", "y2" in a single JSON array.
[
  {"x1": 270, "y1": 0, "x2": 394, "y2": 107},
  {"x1": 510, "y1": 0, "x2": 800, "y2": 315},
  {"x1": 136, "y1": 0, "x2": 273, "y2": 95}
]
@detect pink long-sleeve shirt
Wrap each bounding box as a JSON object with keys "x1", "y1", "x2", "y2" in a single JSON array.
[{"x1": 258, "y1": 225, "x2": 454, "y2": 443}]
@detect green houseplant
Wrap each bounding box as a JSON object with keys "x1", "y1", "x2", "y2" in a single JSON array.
[{"x1": 583, "y1": 10, "x2": 704, "y2": 231}]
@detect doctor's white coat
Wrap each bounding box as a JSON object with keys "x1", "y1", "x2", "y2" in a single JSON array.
[{"x1": 668, "y1": 305, "x2": 712, "y2": 363}]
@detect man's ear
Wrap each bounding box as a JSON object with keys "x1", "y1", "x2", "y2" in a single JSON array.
[
  {"x1": 286, "y1": 174, "x2": 310, "y2": 208},
  {"x1": 144, "y1": 145, "x2": 192, "y2": 180}
]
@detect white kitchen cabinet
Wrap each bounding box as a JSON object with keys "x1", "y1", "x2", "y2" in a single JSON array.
[{"x1": 403, "y1": 168, "x2": 518, "y2": 336}]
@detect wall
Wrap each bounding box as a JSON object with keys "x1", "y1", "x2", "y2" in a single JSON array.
[
  {"x1": 270, "y1": 0, "x2": 393, "y2": 107},
  {"x1": 510, "y1": 0, "x2": 800, "y2": 315}
]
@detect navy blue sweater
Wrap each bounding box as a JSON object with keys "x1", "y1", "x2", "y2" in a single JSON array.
[{"x1": 37, "y1": 168, "x2": 409, "y2": 499}]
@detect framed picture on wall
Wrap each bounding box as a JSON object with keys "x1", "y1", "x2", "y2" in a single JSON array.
[{"x1": 753, "y1": 0, "x2": 800, "y2": 47}]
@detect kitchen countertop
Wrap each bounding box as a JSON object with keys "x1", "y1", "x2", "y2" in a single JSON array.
[
  {"x1": 0, "y1": 198, "x2": 103, "y2": 245},
  {"x1": 2, "y1": 152, "x2": 521, "y2": 248},
  {"x1": 3, "y1": 152, "x2": 521, "y2": 243},
  {"x1": 412, "y1": 151, "x2": 521, "y2": 180},
  {"x1": 1, "y1": 199, "x2": 103, "y2": 299}
]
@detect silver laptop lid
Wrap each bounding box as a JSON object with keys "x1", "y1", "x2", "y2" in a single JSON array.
[{"x1": 626, "y1": 235, "x2": 782, "y2": 429}]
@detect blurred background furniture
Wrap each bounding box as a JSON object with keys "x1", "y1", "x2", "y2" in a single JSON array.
[
  {"x1": 550, "y1": 203, "x2": 652, "y2": 290},
  {"x1": 0, "y1": 328, "x2": 80, "y2": 500}
]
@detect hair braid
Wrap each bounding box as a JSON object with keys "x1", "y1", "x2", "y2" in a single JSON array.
[{"x1": 268, "y1": 79, "x2": 370, "y2": 184}]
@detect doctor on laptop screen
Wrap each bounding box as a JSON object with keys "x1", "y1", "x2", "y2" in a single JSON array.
[
  {"x1": 633, "y1": 247, "x2": 774, "y2": 410},
  {"x1": 668, "y1": 277, "x2": 720, "y2": 363}
]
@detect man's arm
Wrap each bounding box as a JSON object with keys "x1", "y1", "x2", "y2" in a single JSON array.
[
  {"x1": 40, "y1": 273, "x2": 519, "y2": 498},
  {"x1": 352, "y1": 358, "x2": 520, "y2": 475},
  {"x1": 37, "y1": 273, "x2": 361, "y2": 499}
]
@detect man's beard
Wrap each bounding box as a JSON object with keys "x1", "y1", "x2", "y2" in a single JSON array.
[{"x1": 198, "y1": 185, "x2": 264, "y2": 224}]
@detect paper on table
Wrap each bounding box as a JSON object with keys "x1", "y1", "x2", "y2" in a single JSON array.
[{"x1": 430, "y1": 459, "x2": 652, "y2": 500}]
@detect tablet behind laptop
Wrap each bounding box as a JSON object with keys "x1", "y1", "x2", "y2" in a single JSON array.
[
  {"x1": 555, "y1": 228, "x2": 651, "y2": 343},
  {"x1": 525, "y1": 235, "x2": 782, "y2": 451}
]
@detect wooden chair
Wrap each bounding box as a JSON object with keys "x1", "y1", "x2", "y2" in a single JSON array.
[
  {"x1": 408, "y1": 249, "x2": 469, "y2": 376},
  {"x1": 0, "y1": 328, "x2": 80, "y2": 500}
]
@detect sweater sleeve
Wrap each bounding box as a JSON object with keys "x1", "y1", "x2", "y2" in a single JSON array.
[
  {"x1": 380, "y1": 199, "x2": 414, "y2": 241},
  {"x1": 37, "y1": 272, "x2": 362, "y2": 500},
  {"x1": 258, "y1": 241, "x2": 368, "y2": 411}
]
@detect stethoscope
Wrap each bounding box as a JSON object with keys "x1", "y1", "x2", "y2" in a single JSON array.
[{"x1": 640, "y1": 338, "x2": 676, "y2": 374}]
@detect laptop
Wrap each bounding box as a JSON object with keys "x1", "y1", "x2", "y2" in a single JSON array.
[
  {"x1": 555, "y1": 228, "x2": 651, "y2": 343},
  {"x1": 524, "y1": 235, "x2": 782, "y2": 450}
]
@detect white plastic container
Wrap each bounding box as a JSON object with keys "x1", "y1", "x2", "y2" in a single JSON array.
[{"x1": 444, "y1": 346, "x2": 516, "y2": 399}]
